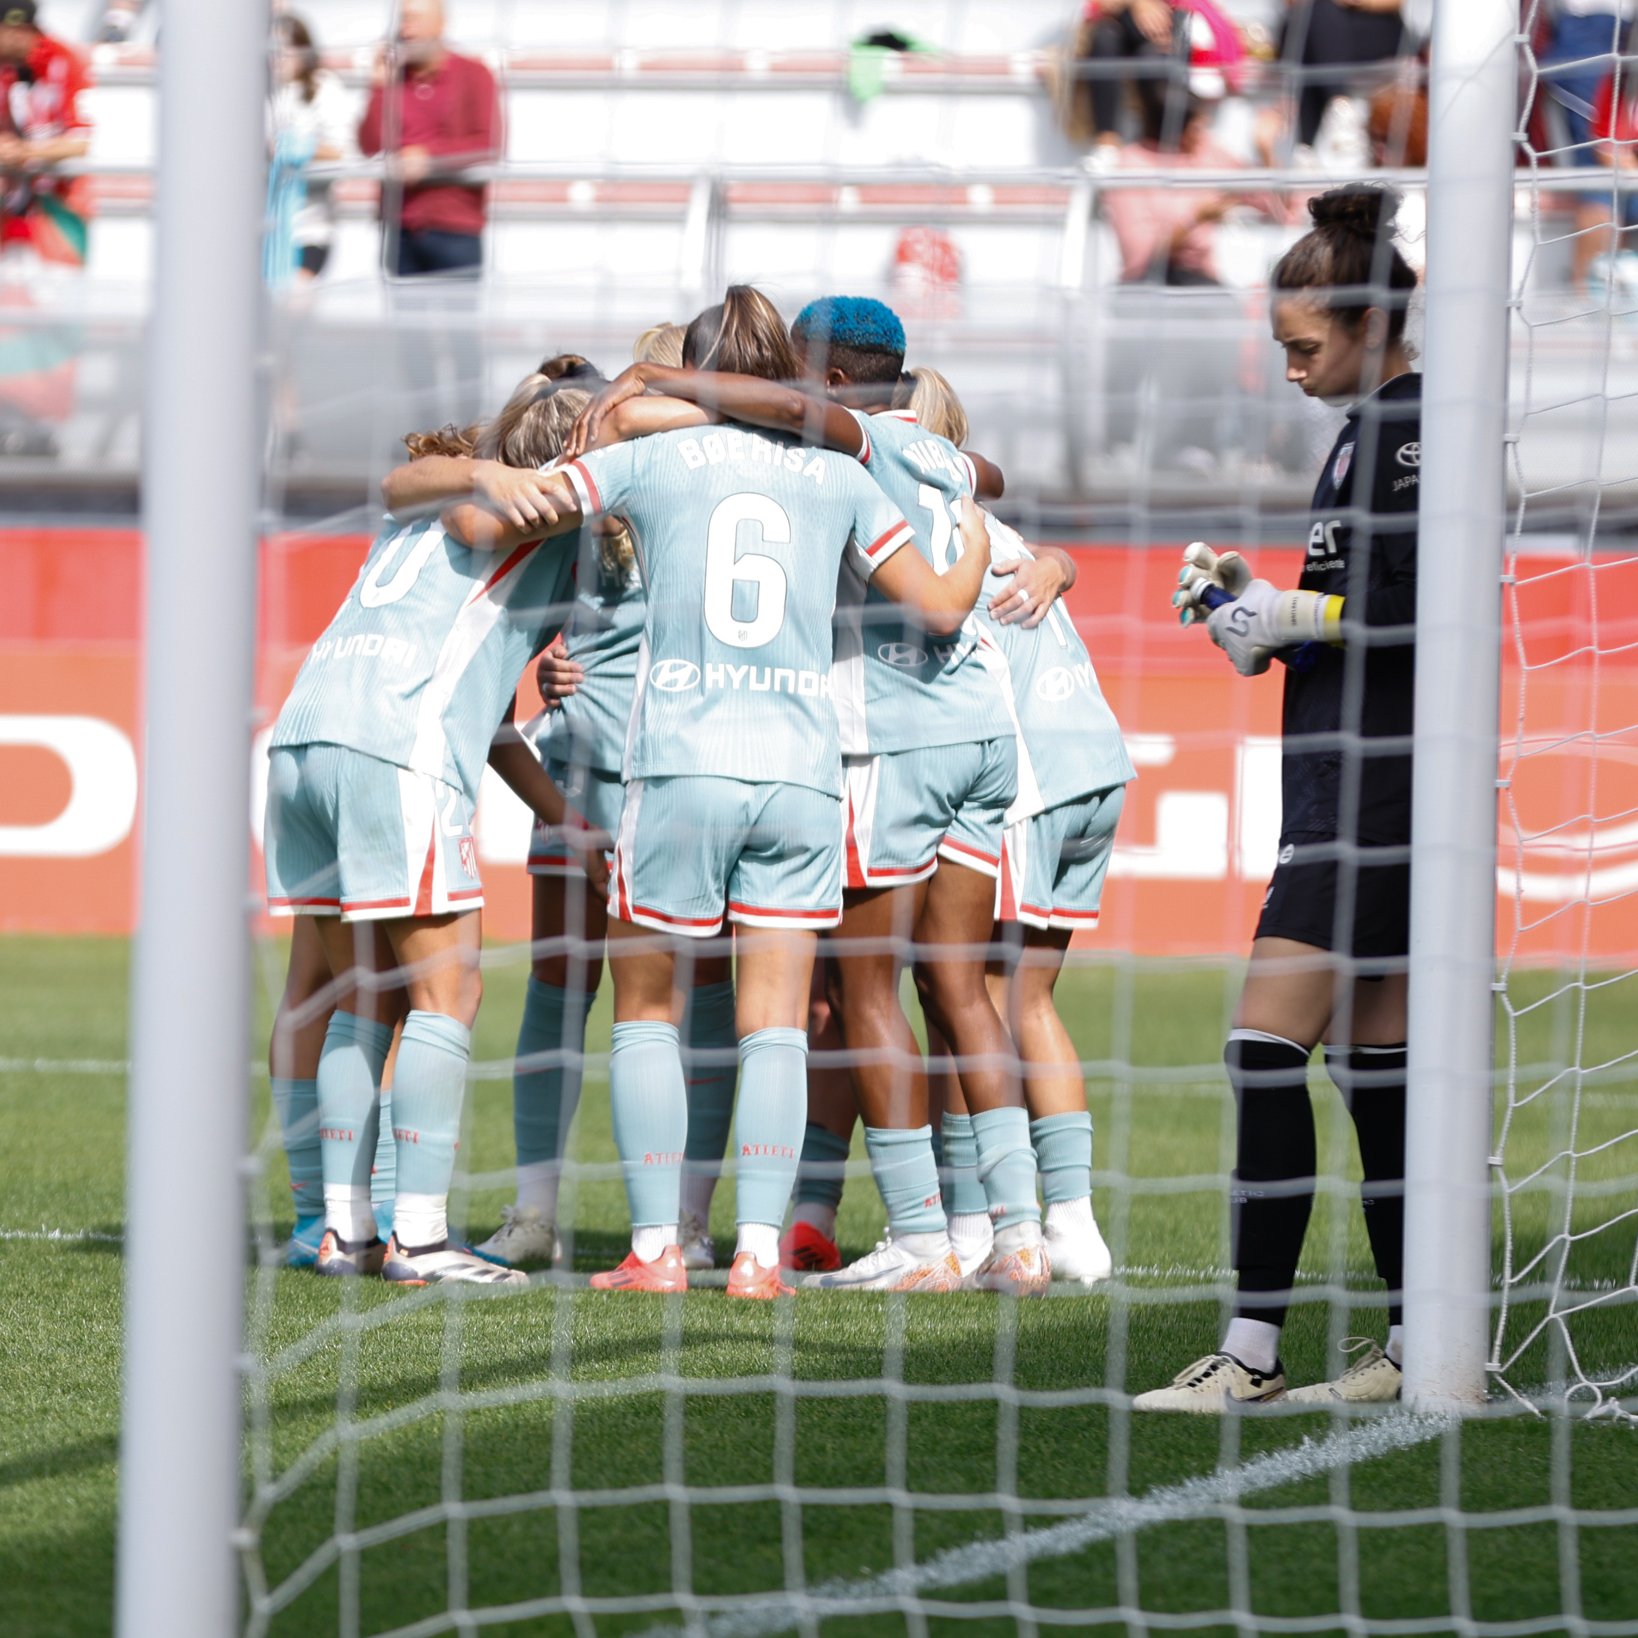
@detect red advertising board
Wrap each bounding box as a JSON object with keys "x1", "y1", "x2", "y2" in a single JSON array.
[{"x1": 1, "y1": 527, "x2": 1633, "y2": 960}]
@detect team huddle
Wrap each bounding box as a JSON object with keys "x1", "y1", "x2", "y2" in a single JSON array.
[{"x1": 266, "y1": 184, "x2": 1424, "y2": 1407}]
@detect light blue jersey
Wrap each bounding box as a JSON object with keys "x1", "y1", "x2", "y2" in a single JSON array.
[
  {"x1": 975, "y1": 519, "x2": 1135, "y2": 816},
  {"x1": 271, "y1": 515, "x2": 577, "y2": 804},
  {"x1": 832, "y1": 408, "x2": 1015, "y2": 756},
  {"x1": 563, "y1": 426, "x2": 913, "y2": 797},
  {"x1": 537, "y1": 527, "x2": 646, "y2": 775}
]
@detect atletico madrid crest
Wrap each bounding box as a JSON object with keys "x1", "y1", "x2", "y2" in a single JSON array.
[{"x1": 1332, "y1": 442, "x2": 1354, "y2": 487}]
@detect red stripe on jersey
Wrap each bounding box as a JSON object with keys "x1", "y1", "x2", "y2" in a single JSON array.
[
  {"x1": 941, "y1": 837, "x2": 1000, "y2": 867},
  {"x1": 1050, "y1": 907, "x2": 1101, "y2": 923},
  {"x1": 865, "y1": 521, "x2": 912, "y2": 560},
  {"x1": 465, "y1": 538, "x2": 540, "y2": 606},
  {"x1": 727, "y1": 901, "x2": 840, "y2": 921},
  {"x1": 860, "y1": 860, "x2": 937, "y2": 881},
  {"x1": 412, "y1": 830, "x2": 437, "y2": 917},
  {"x1": 857, "y1": 424, "x2": 872, "y2": 466},
  {"x1": 633, "y1": 901, "x2": 722, "y2": 928},
  {"x1": 269, "y1": 895, "x2": 342, "y2": 909},
  {"x1": 569, "y1": 458, "x2": 602, "y2": 512},
  {"x1": 997, "y1": 847, "x2": 1018, "y2": 922},
  {"x1": 446, "y1": 888, "x2": 485, "y2": 903}
]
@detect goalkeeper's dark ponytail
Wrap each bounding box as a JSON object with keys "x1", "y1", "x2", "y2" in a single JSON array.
[{"x1": 1272, "y1": 183, "x2": 1416, "y2": 343}]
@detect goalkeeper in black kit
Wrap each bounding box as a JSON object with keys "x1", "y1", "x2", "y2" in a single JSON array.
[{"x1": 1137, "y1": 184, "x2": 1422, "y2": 1411}]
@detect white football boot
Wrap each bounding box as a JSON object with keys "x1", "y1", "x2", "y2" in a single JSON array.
[
  {"x1": 474, "y1": 1205, "x2": 557, "y2": 1268},
  {"x1": 678, "y1": 1212, "x2": 717, "y2": 1272},
  {"x1": 1043, "y1": 1200, "x2": 1113, "y2": 1286},
  {"x1": 804, "y1": 1231, "x2": 962, "y2": 1292},
  {"x1": 383, "y1": 1237, "x2": 529, "y2": 1287},
  {"x1": 947, "y1": 1212, "x2": 994, "y2": 1280},
  {"x1": 968, "y1": 1221, "x2": 1051, "y2": 1296},
  {"x1": 1132, "y1": 1352, "x2": 1286, "y2": 1413},
  {"x1": 1284, "y1": 1340, "x2": 1402, "y2": 1405}
]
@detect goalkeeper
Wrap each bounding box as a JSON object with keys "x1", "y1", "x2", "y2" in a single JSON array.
[{"x1": 1137, "y1": 184, "x2": 1421, "y2": 1410}]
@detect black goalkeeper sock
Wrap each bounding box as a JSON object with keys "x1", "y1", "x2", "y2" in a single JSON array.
[
  {"x1": 1328, "y1": 1044, "x2": 1408, "y2": 1328},
  {"x1": 1227, "y1": 1029, "x2": 1316, "y2": 1330}
]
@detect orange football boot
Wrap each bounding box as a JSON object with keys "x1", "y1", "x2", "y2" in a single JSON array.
[
  {"x1": 726, "y1": 1250, "x2": 794, "y2": 1299},
  {"x1": 778, "y1": 1219, "x2": 841, "y2": 1273},
  {"x1": 589, "y1": 1244, "x2": 687, "y2": 1293}
]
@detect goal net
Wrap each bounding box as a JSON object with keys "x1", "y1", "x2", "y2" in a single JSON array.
[{"x1": 113, "y1": 0, "x2": 1638, "y2": 1633}]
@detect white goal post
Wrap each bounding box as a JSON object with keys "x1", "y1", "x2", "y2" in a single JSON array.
[
  {"x1": 114, "y1": 1, "x2": 269, "y2": 1635},
  {"x1": 1402, "y1": 0, "x2": 1518, "y2": 1411}
]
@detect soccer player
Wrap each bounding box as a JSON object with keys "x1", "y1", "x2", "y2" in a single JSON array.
[
  {"x1": 444, "y1": 293, "x2": 996, "y2": 1299},
  {"x1": 378, "y1": 339, "x2": 736, "y2": 1273},
  {"x1": 571, "y1": 301, "x2": 1074, "y2": 1294},
  {"x1": 265, "y1": 374, "x2": 595, "y2": 1286},
  {"x1": 1137, "y1": 184, "x2": 1421, "y2": 1409}
]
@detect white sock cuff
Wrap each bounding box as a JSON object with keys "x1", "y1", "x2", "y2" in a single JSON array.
[{"x1": 1228, "y1": 1028, "x2": 1308, "y2": 1054}]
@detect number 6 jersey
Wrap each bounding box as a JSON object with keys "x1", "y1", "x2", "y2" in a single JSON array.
[
  {"x1": 562, "y1": 426, "x2": 913, "y2": 797},
  {"x1": 270, "y1": 515, "x2": 578, "y2": 803}
]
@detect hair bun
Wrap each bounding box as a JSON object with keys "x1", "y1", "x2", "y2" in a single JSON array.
[{"x1": 1308, "y1": 183, "x2": 1400, "y2": 241}]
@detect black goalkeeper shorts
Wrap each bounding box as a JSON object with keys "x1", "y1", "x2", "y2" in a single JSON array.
[{"x1": 1253, "y1": 833, "x2": 1410, "y2": 961}]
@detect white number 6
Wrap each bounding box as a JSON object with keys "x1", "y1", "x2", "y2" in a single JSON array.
[{"x1": 704, "y1": 493, "x2": 790, "y2": 649}]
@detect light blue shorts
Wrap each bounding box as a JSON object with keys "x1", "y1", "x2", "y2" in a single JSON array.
[
  {"x1": 528, "y1": 759, "x2": 624, "y2": 877},
  {"x1": 997, "y1": 784, "x2": 1126, "y2": 932},
  {"x1": 843, "y1": 737, "x2": 1018, "y2": 891},
  {"x1": 610, "y1": 775, "x2": 844, "y2": 938},
  {"x1": 265, "y1": 744, "x2": 483, "y2": 922}
]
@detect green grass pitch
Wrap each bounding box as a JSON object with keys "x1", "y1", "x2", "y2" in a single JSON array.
[{"x1": 2, "y1": 936, "x2": 1634, "y2": 1637}]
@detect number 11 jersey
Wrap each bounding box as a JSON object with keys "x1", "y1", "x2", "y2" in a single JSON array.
[{"x1": 563, "y1": 426, "x2": 912, "y2": 798}]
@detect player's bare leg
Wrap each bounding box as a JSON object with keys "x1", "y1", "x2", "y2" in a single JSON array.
[
  {"x1": 809, "y1": 883, "x2": 960, "y2": 1291},
  {"x1": 993, "y1": 923, "x2": 1111, "y2": 1284},
  {"x1": 914, "y1": 861, "x2": 1047, "y2": 1295}
]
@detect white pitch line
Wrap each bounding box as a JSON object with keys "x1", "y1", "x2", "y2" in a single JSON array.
[
  {"x1": 0, "y1": 1226, "x2": 123, "y2": 1244},
  {"x1": 0, "y1": 1056, "x2": 129, "y2": 1076},
  {"x1": 640, "y1": 1413, "x2": 1452, "y2": 1638}
]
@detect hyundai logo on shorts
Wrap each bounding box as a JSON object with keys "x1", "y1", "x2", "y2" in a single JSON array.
[
  {"x1": 1035, "y1": 666, "x2": 1076, "y2": 704},
  {"x1": 876, "y1": 642, "x2": 927, "y2": 669},
  {"x1": 649, "y1": 659, "x2": 701, "y2": 692}
]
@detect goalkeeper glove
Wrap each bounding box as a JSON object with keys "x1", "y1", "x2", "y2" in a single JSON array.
[
  {"x1": 1206, "y1": 579, "x2": 1343, "y2": 677},
  {"x1": 1173, "y1": 541, "x2": 1252, "y2": 626}
]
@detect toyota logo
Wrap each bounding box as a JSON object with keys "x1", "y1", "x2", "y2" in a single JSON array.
[
  {"x1": 649, "y1": 659, "x2": 701, "y2": 692},
  {"x1": 876, "y1": 642, "x2": 927, "y2": 669},
  {"x1": 1396, "y1": 442, "x2": 1420, "y2": 469},
  {"x1": 1035, "y1": 667, "x2": 1076, "y2": 704}
]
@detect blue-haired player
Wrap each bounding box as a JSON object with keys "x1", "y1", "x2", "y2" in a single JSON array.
[
  {"x1": 265, "y1": 374, "x2": 594, "y2": 1287},
  {"x1": 445, "y1": 342, "x2": 995, "y2": 1299},
  {"x1": 572, "y1": 297, "x2": 1078, "y2": 1294}
]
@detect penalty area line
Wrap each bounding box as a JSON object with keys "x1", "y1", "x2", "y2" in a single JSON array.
[{"x1": 640, "y1": 1412, "x2": 1451, "y2": 1638}]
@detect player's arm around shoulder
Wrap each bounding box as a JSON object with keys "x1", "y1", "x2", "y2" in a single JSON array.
[
  {"x1": 871, "y1": 497, "x2": 991, "y2": 637},
  {"x1": 441, "y1": 468, "x2": 584, "y2": 552},
  {"x1": 382, "y1": 454, "x2": 567, "y2": 536}
]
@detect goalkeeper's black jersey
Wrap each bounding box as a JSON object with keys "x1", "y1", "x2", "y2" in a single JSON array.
[{"x1": 1281, "y1": 371, "x2": 1421, "y2": 846}]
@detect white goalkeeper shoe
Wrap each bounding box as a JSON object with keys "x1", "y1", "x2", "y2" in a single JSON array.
[
  {"x1": 678, "y1": 1213, "x2": 717, "y2": 1272},
  {"x1": 1284, "y1": 1340, "x2": 1402, "y2": 1405},
  {"x1": 383, "y1": 1236, "x2": 529, "y2": 1288},
  {"x1": 1132, "y1": 1352, "x2": 1286, "y2": 1413},
  {"x1": 1043, "y1": 1200, "x2": 1113, "y2": 1286},
  {"x1": 804, "y1": 1231, "x2": 962, "y2": 1293},
  {"x1": 474, "y1": 1206, "x2": 557, "y2": 1268}
]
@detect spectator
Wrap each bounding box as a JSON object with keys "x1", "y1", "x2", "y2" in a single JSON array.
[
  {"x1": 1539, "y1": 3, "x2": 1634, "y2": 292},
  {"x1": 0, "y1": 0, "x2": 92, "y2": 457},
  {"x1": 1280, "y1": 0, "x2": 1412, "y2": 159},
  {"x1": 1102, "y1": 81, "x2": 1287, "y2": 285},
  {"x1": 358, "y1": 0, "x2": 502, "y2": 282},
  {"x1": 1069, "y1": 1, "x2": 1246, "y2": 166},
  {"x1": 267, "y1": 14, "x2": 353, "y2": 288},
  {"x1": 94, "y1": 1, "x2": 145, "y2": 43},
  {"x1": 1366, "y1": 80, "x2": 1427, "y2": 273},
  {"x1": 1587, "y1": 46, "x2": 1638, "y2": 298}
]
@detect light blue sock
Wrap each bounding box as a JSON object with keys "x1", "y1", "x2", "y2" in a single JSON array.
[
  {"x1": 317, "y1": 1013, "x2": 394, "y2": 1225},
  {"x1": 940, "y1": 1111, "x2": 988, "y2": 1217},
  {"x1": 682, "y1": 980, "x2": 738, "y2": 1185},
  {"x1": 271, "y1": 1076, "x2": 322, "y2": 1219},
  {"x1": 372, "y1": 1088, "x2": 396, "y2": 1221},
  {"x1": 514, "y1": 977, "x2": 596, "y2": 1167},
  {"x1": 793, "y1": 1122, "x2": 852, "y2": 1210},
  {"x1": 972, "y1": 1106, "x2": 1041, "y2": 1232},
  {"x1": 609, "y1": 1020, "x2": 686, "y2": 1228},
  {"x1": 864, "y1": 1125, "x2": 945, "y2": 1237},
  {"x1": 1031, "y1": 1111, "x2": 1093, "y2": 1204},
  {"x1": 734, "y1": 1027, "x2": 808, "y2": 1227},
  {"x1": 391, "y1": 1011, "x2": 472, "y2": 1239}
]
